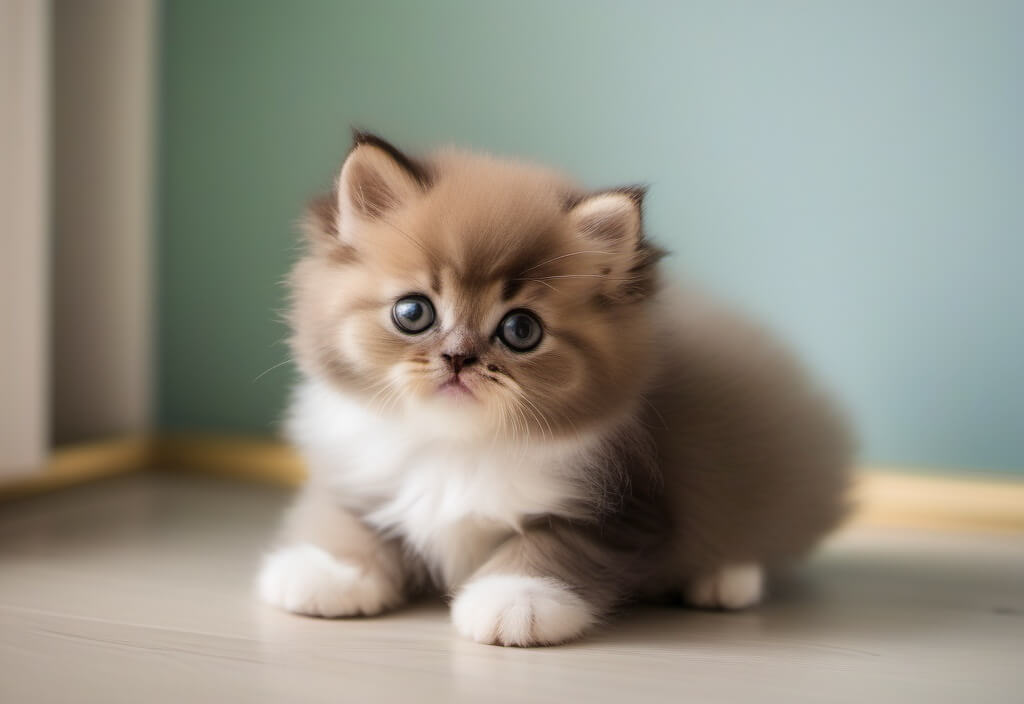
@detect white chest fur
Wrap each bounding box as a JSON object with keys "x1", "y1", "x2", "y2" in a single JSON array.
[{"x1": 287, "y1": 380, "x2": 596, "y2": 587}]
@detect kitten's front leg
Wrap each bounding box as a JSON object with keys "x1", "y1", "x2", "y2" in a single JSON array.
[
  {"x1": 451, "y1": 526, "x2": 625, "y2": 647},
  {"x1": 258, "y1": 486, "x2": 410, "y2": 617}
]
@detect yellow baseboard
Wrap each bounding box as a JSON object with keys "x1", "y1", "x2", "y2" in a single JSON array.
[
  {"x1": 852, "y1": 472, "x2": 1024, "y2": 534},
  {"x1": 0, "y1": 436, "x2": 153, "y2": 502},
  {"x1": 2, "y1": 434, "x2": 1022, "y2": 534},
  {"x1": 156, "y1": 433, "x2": 306, "y2": 485}
]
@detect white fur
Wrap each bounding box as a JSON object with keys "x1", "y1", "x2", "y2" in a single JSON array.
[
  {"x1": 451, "y1": 575, "x2": 595, "y2": 646},
  {"x1": 686, "y1": 563, "x2": 764, "y2": 610},
  {"x1": 257, "y1": 543, "x2": 398, "y2": 617},
  {"x1": 287, "y1": 379, "x2": 602, "y2": 588}
]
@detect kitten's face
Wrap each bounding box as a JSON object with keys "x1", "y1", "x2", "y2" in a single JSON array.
[{"x1": 290, "y1": 135, "x2": 663, "y2": 441}]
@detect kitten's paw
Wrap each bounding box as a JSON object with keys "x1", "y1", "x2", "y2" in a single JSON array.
[
  {"x1": 257, "y1": 543, "x2": 399, "y2": 617},
  {"x1": 686, "y1": 563, "x2": 763, "y2": 610},
  {"x1": 451, "y1": 575, "x2": 595, "y2": 647}
]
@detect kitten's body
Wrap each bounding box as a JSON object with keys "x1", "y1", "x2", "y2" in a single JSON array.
[{"x1": 259, "y1": 133, "x2": 852, "y2": 646}]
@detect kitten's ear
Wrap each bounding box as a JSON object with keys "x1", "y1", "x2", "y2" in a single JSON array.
[
  {"x1": 568, "y1": 187, "x2": 663, "y2": 300},
  {"x1": 569, "y1": 188, "x2": 645, "y2": 252},
  {"x1": 336, "y1": 131, "x2": 430, "y2": 244}
]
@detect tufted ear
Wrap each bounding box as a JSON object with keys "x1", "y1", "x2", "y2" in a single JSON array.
[
  {"x1": 568, "y1": 187, "x2": 662, "y2": 299},
  {"x1": 569, "y1": 188, "x2": 645, "y2": 254},
  {"x1": 335, "y1": 131, "x2": 431, "y2": 244}
]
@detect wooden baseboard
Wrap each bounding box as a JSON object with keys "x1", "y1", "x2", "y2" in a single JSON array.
[
  {"x1": 155, "y1": 433, "x2": 306, "y2": 486},
  {"x1": 852, "y1": 472, "x2": 1024, "y2": 534},
  {"x1": 2, "y1": 433, "x2": 1022, "y2": 534},
  {"x1": 0, "y1": 436, "x2": 154, "y2": 502}
]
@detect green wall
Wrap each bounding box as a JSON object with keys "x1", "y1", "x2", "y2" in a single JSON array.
[{"x1": 159, "y1": 1, "x2": 1024, "y2": 473}]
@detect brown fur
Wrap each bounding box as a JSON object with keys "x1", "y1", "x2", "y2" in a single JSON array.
[
  {"x1": 290, "y1": 139, "x2": 664, "y2": 437},
  {"x1": 273, "y1": 132, "x2": 853, "y2": 642}
]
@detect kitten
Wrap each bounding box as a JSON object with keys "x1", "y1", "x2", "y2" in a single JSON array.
[{"x1": 257, "y1": 131, "x2": 852, "y2": 646}]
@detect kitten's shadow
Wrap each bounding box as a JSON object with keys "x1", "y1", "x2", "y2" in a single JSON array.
[{"x1": 583, "y1": 555, "x2": 1019, "y2": 650}]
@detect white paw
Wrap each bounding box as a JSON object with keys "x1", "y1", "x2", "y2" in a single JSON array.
[
  {"x1": 451, "y1": 575, "x2": 595, "y2": 647},
  {"x1": 257, "y1": 543, "x2": 398, "y2": 617},
  {"x1": 686, "y1": 563, "x2": 764, "y2": 610}
]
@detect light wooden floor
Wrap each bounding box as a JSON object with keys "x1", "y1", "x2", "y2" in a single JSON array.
[{"x1": 0, "y1": 473, "x2": 1021, "y2": 704}]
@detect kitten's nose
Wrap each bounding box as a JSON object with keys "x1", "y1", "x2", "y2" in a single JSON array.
[{"x1": 442, "y1": 352, "x2": 478, "y2": 374}]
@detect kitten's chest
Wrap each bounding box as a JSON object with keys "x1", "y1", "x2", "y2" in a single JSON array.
[
  {"x1": 290, "y1": 383, "x2": 591, "y2": 585},
  {"x1": 359, "y1": 444, "x2": 580, "y2": 583}
]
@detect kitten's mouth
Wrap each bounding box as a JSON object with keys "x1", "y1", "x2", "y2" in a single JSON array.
[{"x1": 437, "y1": 375, "x2": 476, "y2": 400}]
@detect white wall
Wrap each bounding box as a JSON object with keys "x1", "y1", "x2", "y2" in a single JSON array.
[
  {"x1": 0, "y1": 0, "x2": 49, "y2": 474},
  {"x1": 52, "y1": 0, "x2": 156, "y2": 443}
]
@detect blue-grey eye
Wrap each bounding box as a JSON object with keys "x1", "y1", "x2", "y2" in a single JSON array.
[
  {"x1": 498, "y1": 310, "x2": 543, "y2": 352},
  {"x1": 392, "y1": 295, "x2": 435, "y2": 334}
]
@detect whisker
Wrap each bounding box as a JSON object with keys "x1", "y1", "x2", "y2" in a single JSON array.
[
  {"x1": 513, "y1": 277, "x2": 560, "y2": 293},
  {"x1": 365, "y1": 380, "x2": 396, "y2": 412},
  {"x1": 638, "y1": 393, "x2": 670, "y2": 431},
  {"x1": 518, "y1": 402, "x2": 546, "y2": 443},
  {"x1": 382, "y1": 217, "x2": 430, "y2": 256},
  {"x1": 520, "y1": 249, "x2": 613, "y2": 273},
  {"x1": 519, "y1": 274, "x2": 638, "y2": 282},
  {"x1": 528, "y1": 400, "x2": 555, "y2": 442},
  {"x1": 377, "y1": 384, "x2": 403, "y2": 416},
  {"x1": 512, "y1": 403, "x2": 531, "y2": 446},
  {"x1": 352, "y1": 182, "x2": 431, "y2": 256},
  {"x1": 253, "y1": 358, "x2": 293, "y2": 382},
  {"x1": 514, "y1": 389, "x2": 555, "y2": 442}
]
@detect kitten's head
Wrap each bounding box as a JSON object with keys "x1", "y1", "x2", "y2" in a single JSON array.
[{"x1": 290, "y1": 131, "x2": 665, "y2": 441}]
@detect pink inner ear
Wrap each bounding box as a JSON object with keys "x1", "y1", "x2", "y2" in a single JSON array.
[{"x1": 346, "y1": 162, "x2": 399, "y2": 219}]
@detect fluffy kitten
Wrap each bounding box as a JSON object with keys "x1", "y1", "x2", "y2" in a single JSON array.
[{"x1": 257, "y1": 131, "x2": 852, "y2": 646}]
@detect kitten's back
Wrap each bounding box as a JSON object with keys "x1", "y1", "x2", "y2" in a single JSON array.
[{"x1": 648, "y1": 287, "x2": 853, "y2": 579}]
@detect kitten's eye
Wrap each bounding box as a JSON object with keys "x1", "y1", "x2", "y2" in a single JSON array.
[
  {"x1": 498, "y1": 310, "x2": 543, "y2": 352},
  {"x1": 392, "y1": 295, "x2": 435, "y2": 334}
]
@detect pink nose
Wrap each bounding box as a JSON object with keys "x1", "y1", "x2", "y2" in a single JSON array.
[{"x1": 442, "y1": 353, "x2": 478, "y2": 374}]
